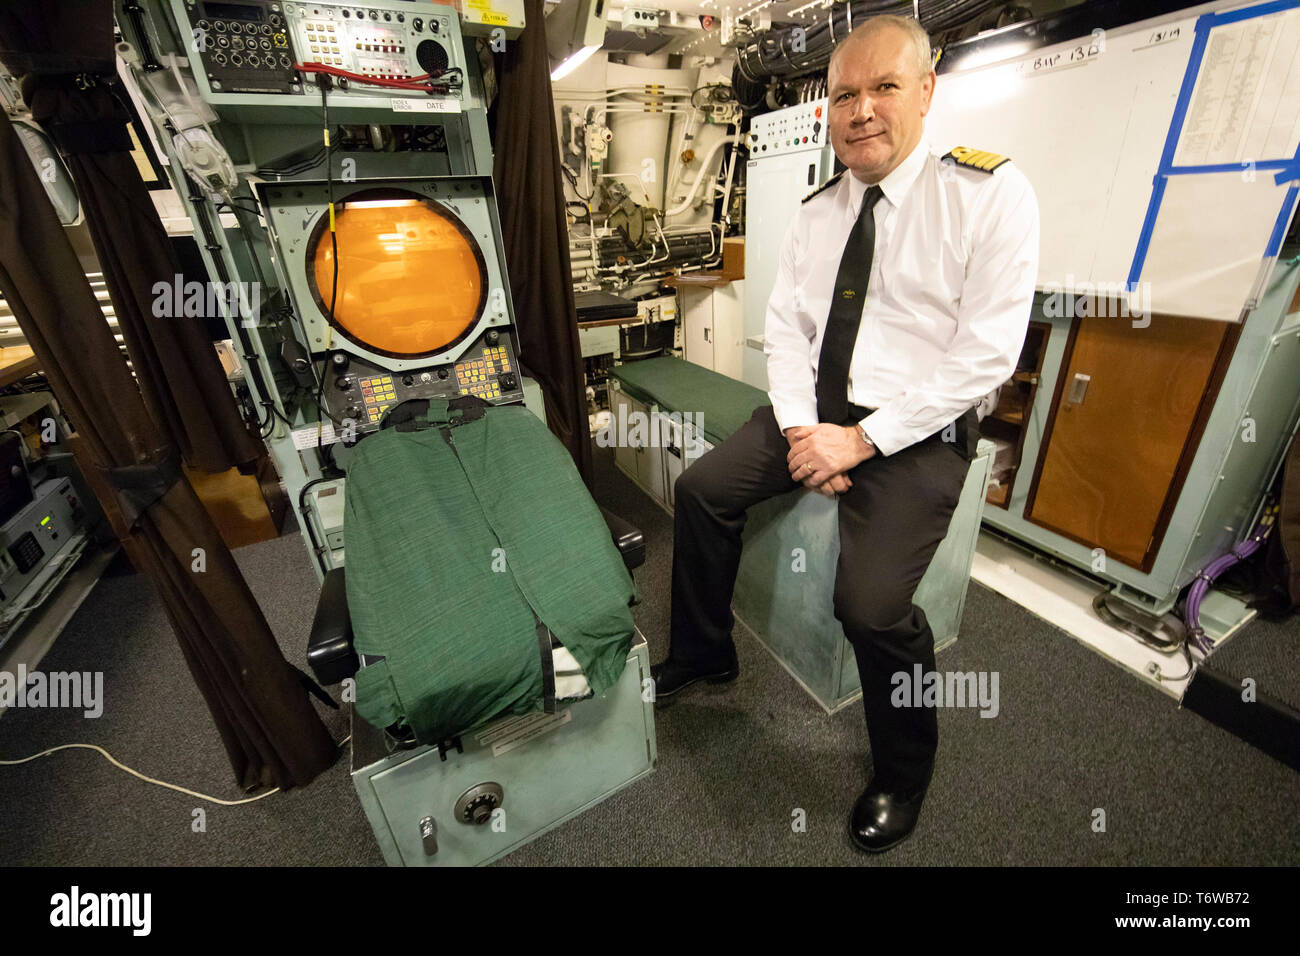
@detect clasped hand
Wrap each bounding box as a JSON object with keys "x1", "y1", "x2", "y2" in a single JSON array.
[{"x1": 784, "y1": 424, "x2": 876, "y2": 498}]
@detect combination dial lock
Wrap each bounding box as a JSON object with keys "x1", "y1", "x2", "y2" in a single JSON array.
[{"x1": 454, "y1": 782, "x2": 504, "y2": 825}]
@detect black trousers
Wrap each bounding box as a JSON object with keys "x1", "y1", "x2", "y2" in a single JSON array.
[{"x1": 669, "y1": 404, "x2": 974, "y2": 795}]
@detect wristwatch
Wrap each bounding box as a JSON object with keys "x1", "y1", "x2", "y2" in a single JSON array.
[{"x1": 857, "y1": 424, "x2": 876, "y2": 453}]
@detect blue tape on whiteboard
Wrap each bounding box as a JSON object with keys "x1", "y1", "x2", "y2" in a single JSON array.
[
  {"x1": 1128, "y1": 13, "x2": 1212, "y2": 288},
  {"x1": 1273, "y1": 148, "x2": 1300, "y2": 185},
  {"x1": 1210, "y1": 0, "x2": 1300, "y2": 25},
  {"x1": 1129, "y1": 0, "x2": 1300, "y2": 290},
  {"x1": 1128, "y1": 176, "x2": 1167, "y2": 291},
  {"x1": 1166, "y1": 160, "x2": 1293, "y2": 176}
]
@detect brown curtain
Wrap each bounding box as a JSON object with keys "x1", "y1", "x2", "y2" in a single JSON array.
[
  {"x1": 492, "y1": 0, "x2": 593, "y2": 485},
  {"x1": 0, "y1": 1, "x2": 262, "y2": 474},
  {"x1": 0, "y1": 107, "x2": 338, "y2": 790}
]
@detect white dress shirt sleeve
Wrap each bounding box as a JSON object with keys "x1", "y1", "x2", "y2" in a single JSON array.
[
  {"x1": 763, "y1": 215, "x2": 821, "y2": 434},
  {"x1": 861, "y1": 168, "x2": 1040, "y2": 456}
]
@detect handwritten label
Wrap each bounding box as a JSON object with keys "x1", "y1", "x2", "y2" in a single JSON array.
[{"x1": 1019, "y1": 42, "x2": 1102, "y2": 75}]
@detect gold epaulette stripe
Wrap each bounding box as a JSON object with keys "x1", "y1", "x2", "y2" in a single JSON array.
[{"x1": 943, "y1": 147, "x2": 1010, "y2": 173}]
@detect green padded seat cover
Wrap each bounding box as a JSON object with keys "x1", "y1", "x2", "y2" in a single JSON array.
[
  {"x1": 611, "y1": 356, "x2": 768, "y2": 444},
  {"x1": 344, "y1": 401, "x2": 637, "y2": 744}
]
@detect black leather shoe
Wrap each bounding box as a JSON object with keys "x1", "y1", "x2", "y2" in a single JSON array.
[
  {"x1": 848, "y1": 779, "x2": 929, "y2": 853},
  {"x1": 649, "y1": 657, "x2": 739, "y2": 704}
]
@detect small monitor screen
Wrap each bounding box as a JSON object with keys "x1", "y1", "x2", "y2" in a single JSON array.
[{"x1": 202, "y1": 3, "x2": 264, "y2": 21}]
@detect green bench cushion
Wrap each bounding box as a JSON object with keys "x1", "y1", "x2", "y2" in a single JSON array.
[{"x1": 611, "y1": 356, "x2": 768, "y2": 445}]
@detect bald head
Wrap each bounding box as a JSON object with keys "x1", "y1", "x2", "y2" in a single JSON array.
[
  {"x1": 825, "y1": 15, "x2": 936, "y2": 184},
  {"x1": 828, "y1": 16, "x2": 933, "y2": 81}
]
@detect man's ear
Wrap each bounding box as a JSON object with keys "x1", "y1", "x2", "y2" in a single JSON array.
[{"x1": 920, "y1": 70, "x2": 936, "y2": 117}]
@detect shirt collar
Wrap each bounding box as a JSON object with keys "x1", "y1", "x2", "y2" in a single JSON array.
[{"x1": 846, "y1": 132, "x2": 929, "y2": 214}]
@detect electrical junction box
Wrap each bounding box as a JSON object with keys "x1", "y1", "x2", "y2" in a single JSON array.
[
  {"x1": 458, "y1": 0, "x2": 526, "y2": 39},
  {"x1": 637, "y1": 293, "x2": 677, "y2": 325},
  {"x1": 747, "y1": 97, "x2": 828, "y2": 159}
]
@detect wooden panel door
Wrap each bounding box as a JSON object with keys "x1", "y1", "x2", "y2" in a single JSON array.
[{"x1": 1026, "y1": 312, "x2": 1230, "y2": 569}]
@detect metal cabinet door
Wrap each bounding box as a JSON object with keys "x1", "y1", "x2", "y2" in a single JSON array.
[
  {"x1": 662, "y1": 415, "x2": 684, "y2": 508},
  {"x1": 365, "y1": 645, "x2": 655, "y2": 866},
  {"x1": 611, "y1": 388, "x2": 640, "y2": 479},
  {"x1": 1026, "y1": 312, "x2": 1230, "y2": 569}
]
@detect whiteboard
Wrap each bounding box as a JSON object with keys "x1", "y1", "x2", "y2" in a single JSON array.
[{"x1": 925, "y1": 0, "x2": 1300, "y2": 321}]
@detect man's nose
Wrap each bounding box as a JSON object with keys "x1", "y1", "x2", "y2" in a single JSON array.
[{"x1": 851, "y1": 95, "x2": 875, "y2": 124}]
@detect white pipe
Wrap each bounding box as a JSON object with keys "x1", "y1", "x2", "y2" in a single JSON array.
[
  {"x1": 665, "y1": 106, "x2": 700, "y2": 209},
  {"x1": 664, "y1": 132, "x2": 739, "y2": 218}
]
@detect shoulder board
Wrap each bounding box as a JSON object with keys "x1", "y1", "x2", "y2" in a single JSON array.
[
  {"x1": 942, "y1": 147, "x2": 1010, "y2": 174},
  {"x1": 802, "y1": 170, "x2": 845, "y2": 203}
]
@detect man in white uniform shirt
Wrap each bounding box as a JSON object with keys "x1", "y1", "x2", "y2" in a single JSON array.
[{"x1": 650, "y1": 15, "x2": 1040, "y2": 852}]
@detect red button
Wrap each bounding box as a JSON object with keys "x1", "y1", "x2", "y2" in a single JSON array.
[{"x1": 814, "y1": 106, "x2": 823, "y2": 118}]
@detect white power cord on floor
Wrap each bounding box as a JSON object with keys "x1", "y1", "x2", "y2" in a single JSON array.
[{"x1": 0, "y1": 737, "x2": 351, "y2": 806}]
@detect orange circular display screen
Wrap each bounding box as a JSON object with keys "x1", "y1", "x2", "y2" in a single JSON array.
[{"x1": 309, "y1": 192, "x2": 486, "y2": 357}]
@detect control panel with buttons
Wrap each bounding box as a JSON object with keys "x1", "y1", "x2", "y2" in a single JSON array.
[
  {"x1": 176, "y1": 0, "x2": 463, "y2": 102},
  {"x1": 183, "y1": 1, "x2": 300, "y2": 95},
  {"x1": 747, "y1": 98, "x2": 829, "y2": 159},
  {"x1": 454, "y1": 342, "x2": 513, "y2": 401},
  {"x1": 284, "y1": 2, "x2": 456, "y2": 86},
  {"x1": 8, "y1": 532, "x2": 44, "y2": 576},
  {"x1": 0, "y1": 478, "x2": 88, "y2": 617},
  {"x1": 322, "y1": 328, "x2": 525, "y2": 437}
]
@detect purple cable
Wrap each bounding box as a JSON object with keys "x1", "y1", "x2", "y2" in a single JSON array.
[{"x1": 1184, "y1": 505, "x2": 1276, "y2": 656}]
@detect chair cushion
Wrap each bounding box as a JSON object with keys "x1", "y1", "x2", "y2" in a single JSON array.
[{"x1": 344, "y1": 402, "x2": 637, "y2": 743}]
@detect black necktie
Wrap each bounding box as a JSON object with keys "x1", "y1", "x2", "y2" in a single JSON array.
[{"x1": 817, "y1": 184, "x2": 883, "y2": 425}]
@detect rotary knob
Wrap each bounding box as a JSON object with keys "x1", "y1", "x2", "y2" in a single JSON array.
[
  {"x1": 465, "y1": 794, "x2": 498, "y2": 824},
  {"x1": 454, "y1": 782, "x2": 504, "y2": 825}
]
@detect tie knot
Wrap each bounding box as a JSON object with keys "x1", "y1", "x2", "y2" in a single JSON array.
[{"x1": 858, "y1": 185, "x2": 884, "y2": 218}]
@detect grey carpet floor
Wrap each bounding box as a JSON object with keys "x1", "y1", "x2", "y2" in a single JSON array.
[{"x1": 1, "y1": 445, "x2": 1296, "y2": 866}]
